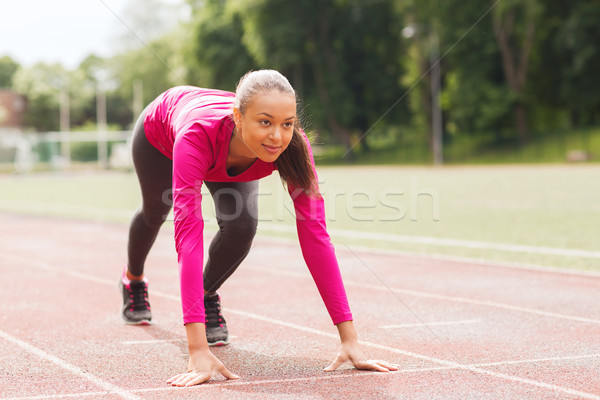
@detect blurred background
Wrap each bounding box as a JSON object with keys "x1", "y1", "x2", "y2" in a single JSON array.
[
  {"x1": 1, "y1": 0, "x2": 599, "y2": 170},
  {"x1": 0, "y1": 0, "x2": 598, "y2": 273}
]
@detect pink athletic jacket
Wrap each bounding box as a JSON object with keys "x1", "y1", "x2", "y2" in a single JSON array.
[{"x1": 143, "y1": 86, "x2": 353, "y2": 325}]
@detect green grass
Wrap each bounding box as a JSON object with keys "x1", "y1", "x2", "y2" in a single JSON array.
[
  {"x1": 316, "y1": 126, "x2": 600, "y2": 165},
  {"x1": 0, "y1": 164, "x2": 598, "y2": 273}
]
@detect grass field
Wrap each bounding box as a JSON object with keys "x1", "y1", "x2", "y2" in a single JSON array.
[
  {"x1": 317, "y1": 127, "x2": 600, "y2": 165},
  {"x1": 0, "y1": 164, "x2": 598, "y2": 272}
]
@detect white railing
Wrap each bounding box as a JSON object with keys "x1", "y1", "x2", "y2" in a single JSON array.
[{"x1": 0, "y1": 130, "x2": 133, "y2": 172}]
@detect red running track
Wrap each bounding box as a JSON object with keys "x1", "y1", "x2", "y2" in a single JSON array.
[{"x1": 1, "y1": 212, "x2": 599, "y2": 399}]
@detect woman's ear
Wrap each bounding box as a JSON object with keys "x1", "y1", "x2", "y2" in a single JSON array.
[{"x1": 233, "y1": 107, "x2": 242, "y2": 129}]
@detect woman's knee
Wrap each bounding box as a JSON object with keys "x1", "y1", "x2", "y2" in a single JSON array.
[
  {"x1": 217, "y1": 214, "x2": 258, "y2": 240},
  {"x1": 139, "y1": 204, "x2": 171, "y2": 228}
]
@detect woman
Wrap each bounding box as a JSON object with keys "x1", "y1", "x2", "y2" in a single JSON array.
[{"x1": 120, "y1": 69, "x2": 399, "y2": 386}]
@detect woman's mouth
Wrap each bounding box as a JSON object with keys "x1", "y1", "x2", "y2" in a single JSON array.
[{"x1": 262, "y1": 144, "x2": 281, "y2": 154}]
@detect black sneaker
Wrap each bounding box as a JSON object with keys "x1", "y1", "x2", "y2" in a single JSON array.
[
  {"x1": 119, "y1": 276, "x2": 152, "y2": 324},
  {"x1": 205, "y1": 293, "x2": 229, "y2": 346}
]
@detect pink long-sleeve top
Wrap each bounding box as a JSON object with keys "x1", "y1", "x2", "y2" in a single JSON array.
[{"x1": 143, "y1": 86, "x2": 353, "y2": 325}]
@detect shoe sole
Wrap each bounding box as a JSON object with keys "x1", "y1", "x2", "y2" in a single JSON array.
[
  {"x1": 208, "y1": 339, "x2": 229, "y2": 347},
  {"x1": 122, "y1": 316, "x2": 153, "y2": 325}
]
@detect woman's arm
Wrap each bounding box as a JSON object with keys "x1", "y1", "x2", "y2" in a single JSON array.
[
  {"x1": 290, "y1": 136, "x2": 399, "y2": 373},
  {"x1": 169, "y1": 132, "x2": 238, "y2": 386}
]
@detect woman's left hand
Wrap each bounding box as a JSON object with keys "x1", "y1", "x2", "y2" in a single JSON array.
[{"x1": 323, "y1": 340, "x2": 399, "y2": 372}]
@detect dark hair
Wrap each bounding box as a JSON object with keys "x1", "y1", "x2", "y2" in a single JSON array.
[{"x1": 235, "y1": 70, "x2": 318, "y2": 196}]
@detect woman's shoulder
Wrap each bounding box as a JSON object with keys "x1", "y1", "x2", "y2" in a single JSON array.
[
  {"x1": 152, "y1": 86, "x2": 234, "y2": 111},
  {"x1": 165, "y1": 86, "x2": 235, "y2": 101}
]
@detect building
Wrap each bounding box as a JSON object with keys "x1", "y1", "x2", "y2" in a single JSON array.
[{"x1": 0, "y1": 89, "x2": 26, "y2": 130}]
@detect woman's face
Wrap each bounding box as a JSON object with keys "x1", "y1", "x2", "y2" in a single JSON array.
[{"x1": 234, "y1": 89, "x2": 296, "y2": 162}]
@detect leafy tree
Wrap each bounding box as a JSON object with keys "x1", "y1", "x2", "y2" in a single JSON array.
[
  {"x1": 12, "y1": 63, "x2": 69, "y2": 131},
  {"x1": 186, "y1": 0, "x2": 257, "y2": 91},
  {"x1": 556, "y1": 1, "x2": 600, "y2": 126},
  {"x1": 492, "y1": 0, "x2": 542, "y2": 143},
  {"x1": 435, "y1": 0, "x2": 513, "y2": 137},
  {"x1": 219, "y1": 0, "x2": 408, "y2": 156},
  {"x1": 107, "y1": 30, "x2": 188, "y2": 129},
  {"x1": 0, "y1": 56, "x2": 19, "y2": 88}
]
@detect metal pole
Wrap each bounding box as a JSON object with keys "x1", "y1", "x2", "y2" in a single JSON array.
[
  {"x1": 430, "y1": 30, "x2": 443, "y2": 165},
  {"x1": 97, "y1": 82, "x2": 108, "y2": 169},
  {"x1": 59, "y1": 88, "x2": 70, "y2": 168},
  {"x1": 133, "y1": 79, "x2": 143, "y2": 124}
]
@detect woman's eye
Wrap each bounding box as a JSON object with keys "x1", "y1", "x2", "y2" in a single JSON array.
[
  {"x1": 260, "y1": 120, "x2": 271, "y2": 126},
  {"x1": 283, "y1": 122, "x2": 293, "y2": 128}
]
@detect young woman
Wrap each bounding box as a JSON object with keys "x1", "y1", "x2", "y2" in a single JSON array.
[{"x1": 120, "y1": 69, "x2": 399, "y2": 386}]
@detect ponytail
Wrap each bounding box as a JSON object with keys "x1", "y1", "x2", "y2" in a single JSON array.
[{"x1": 275, "y1": 124, "x2": 319, "y2": 197}]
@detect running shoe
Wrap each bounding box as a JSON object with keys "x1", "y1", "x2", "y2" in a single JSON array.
[
  {"x1": 205, "y1": 292, "x2": 229, "y2": 346},
  {"x1": 119, "y1": 272, "x2": 152, "y2": 324}
]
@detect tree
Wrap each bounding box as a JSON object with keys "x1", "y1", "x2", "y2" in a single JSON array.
[
  {"x1": 224, "y1": 0, "x2": 408, "y2": 157},
  {"x1": 492, "y1": 0, "x2": 542, "y2": 143},
  {"x1": 431, "y1": 0, "x2": 514, "y2": 138},
  {"x1": 12, "y1": 63, "x2": 69, "y2": 131},
  {"x1": 186, "y1": 0, "x2": 257, "y2": 91},
  {"x1": 0, "y1": 56, "x2": 19, "y2": 88},
  {"x1": 556, "y1": 1, "x2": 600, "y2": 126}
]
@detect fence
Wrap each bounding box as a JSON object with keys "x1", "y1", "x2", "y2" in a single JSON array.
[{"x1": 0, "y1": 130, "x2": 133, "y2": 173}]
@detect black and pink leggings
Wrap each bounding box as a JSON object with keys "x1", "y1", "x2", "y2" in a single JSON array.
[{"x1": 127, "y1": 110, "x2": 258, "y2": 292}]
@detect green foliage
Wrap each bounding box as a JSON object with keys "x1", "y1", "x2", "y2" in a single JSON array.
[
  {"x1": 193, "y1": 0, "x2": 409, "y2": 153},
  {"x1": 20, "y1": 93, "x2": 59, "y2": 132},
  {"x1": 69, "y1": 140, "x2": 120, "y2": 162},
  {"x1": 69, "y1": 142, "x2": 98, "y2": 162},
  {"x1": 443, "y1": 71, "x2": 514, "y2": 137},
  {"x1": 187, "y1": 0, "x2": 257, "y2": 90},
  {"x1": 556, "y1": 1, "x2": 600, "y2": 125},
  {"x1": 0, "y1": 56, "x2": 19, "y2": 88},
  {"x1": 4, "y1": 0, "x2": 600, "y2": 163},
  {"x1": 11, "y1": 63, "x2": 66, "y2": 131},
  {"x1": 111, "y1": 35, "x2": 185, "y2": 106},
  {"x1": 433, "y1": 0, "x2": 514, "y2": 137}
]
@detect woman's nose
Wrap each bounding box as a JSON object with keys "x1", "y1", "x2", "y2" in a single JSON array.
[{"x1": 270, "y1": 127, "x2": 282, "y2": 141}]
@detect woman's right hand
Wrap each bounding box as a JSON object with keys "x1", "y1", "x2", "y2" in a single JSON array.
[
  {"x1": 167, "y1": 322, "x2": 239, "y2": 387},
  {"x1": 166, "y1": 348, "x2": 239, "y2": 387}
]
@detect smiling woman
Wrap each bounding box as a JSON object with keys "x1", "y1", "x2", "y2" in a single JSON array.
[
  {"x1": 231, "y1": 70, "x2": 317, "y2": 192},
  {"x1": 120, "y1": 69, "x2": 399, "y2": 387}
]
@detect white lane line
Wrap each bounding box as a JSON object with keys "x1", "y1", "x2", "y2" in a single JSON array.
[
  {"x1": 259, "y1": 222, "x2": 600, "y2": 259},
  {"x1": 28, "y1": 261, "x2": 589, "y2": 400},
  {"x1": 256, "y1": 234, "x2": 600, "y2": 278},
  {"x1": 14, "y1": 254, "x2": 600, "y2": 327},
  {"x1": 5, "y1": 256, "x2": 600, "y2": 398},
  {"x1": 6, "y1": 205, "x2": 590, "y2": 261},
  {"x1": 473, "y1": 353, "x2": 600, "y2": 367},
  {"x1": 206, "y1": 308, "x2": 600, "y2": 400},
  {"x1": 364, "y1": 283, "x2": 600, "y2": 325},
  {"x1": 1, "y1": 392, "x2": 108, "y2": 400},
  {"x1": 0, "y1": 330, "x2": 140, "y2": 400},
  {"x1": 4, "y1": 209, "x2": 600, "y2": 278},
  {"x1": 246, "y1": 265, "x2": 600, "y2": 325},
  {"x1": 121, "y1": 339, "x2": 184, "y2": 345},
  {"x1": 6, "y1": 253, "x2": 600, "y2": 326},
  {"x1": 121, "y1": 336, "x2": 237, "y2": 345},
  {"x1": 2, "y1": 202, "x2": 598, "y2": 259},
  {"x1": 7, "y1": 355, "x2": 600, "y2": 400},
  {"x1": 380, "y1": 320, "x2": 479, "y2": 329},
  {"x1": 336, "y1": 242, "x2": 600, "y2": 278},
  {"x1": 346, "y1": 280, "x2": 600, "y2": 325}
]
